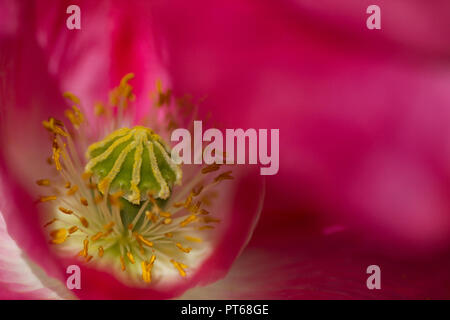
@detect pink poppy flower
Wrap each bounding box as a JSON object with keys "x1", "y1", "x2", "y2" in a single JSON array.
[
  {"x1": 0, "y1": 0, "x2": 264, "y2": 299},
  {"x1": 1, "y1": 0, "x2": 450, "y2": 300}
]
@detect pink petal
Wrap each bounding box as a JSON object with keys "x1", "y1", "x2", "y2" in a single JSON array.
[
  {"x1": 0, "y1": 210, "x2": 72, "y2": 299},
  {"x1": 181, "y1": 228, "x2": 450, "y2": 299},
  {"x1": 151, "y1": 0, "x2": 450, "y2": 253}
]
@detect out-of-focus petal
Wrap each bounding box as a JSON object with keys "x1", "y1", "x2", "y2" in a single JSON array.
[
  {"x1": 181, "y1": 228, "x2": 450, "y2": 299},
  {"x1": 288, "y1": 0, "x2": 450, "y2": 58},
  {"x1": 151, "y1": 0, "x2": 450, "y2": 253},
  {"x1": 0, "y1": 210, "x2": 73, "y2": 300},
  {"x1": 0, "y1": 2, "x2": 72, "y2": 289}
]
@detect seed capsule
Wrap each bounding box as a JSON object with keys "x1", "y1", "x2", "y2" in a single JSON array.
[{"x1": 85, "y1": 126, "x2": 182, "y2": 204}]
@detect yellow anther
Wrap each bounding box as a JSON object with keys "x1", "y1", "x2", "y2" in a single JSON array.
[
  {"x1": 174, "y1": 193, "x2": 193, "y2": 209},
  {"x1": 198, "y1": 226, "x2": 214, "y2": 231},
  {"x1": 38, "y1": 195, "x2": 57, "y2": 203},
  {"x1": 185, "y1": 236, "x2": 202, "y2": 243},
  {"x1": 66, "y1": 185, "x2": 79, "y2": 196},
  {"x1": 36, "y1": 179, "x2": 50, "y2": 186},
  {"x1": 44, "y1": 218, "x2": 58, "y2": 228},
  {"x1": 154, "y1": 79, "x2": 172, "y2": 107},
  {"x1": 165, "y1": 232, "x2": 173, "y2": 238},
  {"x1": 80, "y1": 197, "x2": 89, "y2": 206},
  {"x1": 79, "y1": 217, "x2": 89, "y2": 228},
  {"x1": 163, "y1": 218, "x2": 173, "y2": 225},
  {"x1": 141, "y1": 253, "x2": 156, "y2": 283},
  {"x1": 63, "y1": 92, "x2": 81, "y2": 105},
  {"x1": 145, "y1": 210, "x2": 157, "y2": 223},
  {"x1": 52, "y1": 146, "x2": 62, "y2": 171},
  {"x1": 214, "y1": 171, "x2": 234, "y2": 182},
  {"x1": 126, "y1": 252, "x2": 135, "y2": 264},
  {"x1": 109, "y1": 191, "x2": 124, "y2": 208},
  {"x1": 176, "y1": 243, "x2": 192, "y2": 253},
  {"x1": 98, "y1": 246, "x2": 104, "y2": 257},
  {"x1": 192, "y1": 185, "x2": 204, "y2": 196},
  {"x1": 180, "y1": 215, "x2": 197, "y2": 227},
  {"x1": 50, "y1": 228, "x2": 68, "y2": 244},
  {"x1": 110, "y1": 73, "x2": 135, "y2": 107},
  {"x1": 103, "y1": 221, "x2": 115, "y2": 231},
  {"x1": 141, "y1": 261, "x2": 150, "y2": 283},
  {"x1": 58, "y1": 207, "x2": 73, "y2": 215},
  {"x1": 91, "y1": 232, "x2": 103, "y2": 241},
  {"x1": 82, "y1": 172, "x2": 92, "y2": 180},
  {"x1": 203, "y1": 216, "x2": 221, "y2": 224},
  {"x1": 188, "y1": 201, "x2": 202, "y2": 214},
  {"x1": 120, "y1": 256, "x2": 126, "y2": 271},
  {"x1": 85, "y1": 255, "x2": 93, "y2": 263},
  {"x1": 170, "y1": 259, "x2": 187, "y2": 277},
  {"x1": 65, "y1": 107, "x2": 84, "y2": 129},
  {"x1": 159, "y1": 211, "x2": 172, "y2": 218},
  {"x1": 94, "y1": 102, "x2": 106, "y2": 116},
  {"x1": 201, "y1": 164, "x2": 221, "y2": 174},
  {"x1": 137, "y1": 234, "x2": 153, "y2": 247},
  {"x1": 94, "y1": 194, "x2": 103, "y2": 204},
  {"x1": 77, "y1": 239, "x2": 89, "y2": 258},
  {"x1": 64, "y1": 181, "x2": 71, "y2": 189},
  {"x1": 69, "y1": 226, "x2": 78, "y2": 234},
  {"x1": 87, "y1": 183, "x2": 97, "y2": 189},
  {"x1": 120, "y1": 73, "x2": 135, "y2": 86},
  {"x1": 42, "y1": 118, "x2": 68, "y2": 137}
]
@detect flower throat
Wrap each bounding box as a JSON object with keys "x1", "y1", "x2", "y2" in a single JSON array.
[{"x1": 36, "y1": 74, "x2": 232, "y2": 285}]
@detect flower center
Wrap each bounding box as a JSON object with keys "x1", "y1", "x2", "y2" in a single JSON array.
[{"x1": 35, "y1": 74, "x2": 232, "y2": 286}]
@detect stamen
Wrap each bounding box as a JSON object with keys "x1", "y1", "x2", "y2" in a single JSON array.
[
  {"x1": 58, "y1": 207, "x2": 73, "y2": 215},
  {"x1": 69, "y1": 226, "x2": 79, "y2": 234},
  {"x1": 80, "y1": 239, "x2": 89, "y2": 257},
  {"x1": 127, "y1": 252, "x2": 135, "y2": 264},
  {"x1": 79, "y1": 217, "x2": 89, "y2": 228},
  {"x1": 36, "y1": 179, "x2": 50, "y2": 186},
  {"x1": 42, "y1": 118, "x2": 68, "y2": 137},
  {"x1": 176, "y1": 243, "x2": 192, "y2": 253},
  {"x1": 185, "y1": 236, "x2": 202, "y2": 243},
  {"x1": 198, "y1": 226, "x2": 215, "y2": 231},
  {"x1": 137, "y1": 234, "x2": 153, "y2": 247},
  {"x1": 44, "y1": 218, "x2": 58, "y2": 227},
  {"x1": 50, "y1": 228, "x2": 68, "y2": 244},
  {"x1": 203, "y1": 217, "x2": 221, "y2": 223},
  {"x1": 180, "y1": 215, "x2": 197, "y2": 227},
  {"x1": 120, "y1": 256, "x2": 126, "y2": 271},
  {"x1": 63, "y1": 92, "x2": 81, "y2": 105},
  {"x1": 214, "y1": 171, "x2": 234, "y2": 182},
  {"x1": 104, "y1": 222, "x2": 115, "y2": 231},
  {"x1": 201, "y1": 164, "x2": 221, "y2": 174},
  {"x1": 170, "y1": 259, "x2": 188, "y2": 277},
  {"x1": 38, "y1": 195, "x2": 57, "y2": 203},
  {"x1": 91, "y1": 232, "x2": 103, "y2": 241},
  {"x1": 66, "y1": 185, "x2": 78, "y2": 196},
  {"x1": 80, "y1": 197, "x2": 89, "y2": 206}
]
